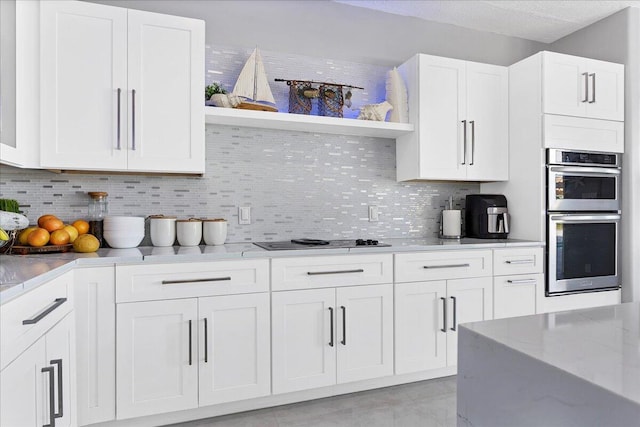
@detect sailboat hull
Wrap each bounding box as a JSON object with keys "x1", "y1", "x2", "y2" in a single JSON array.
[{"x1": 235, "y1": 100, "x2": 278, "y2": 112}]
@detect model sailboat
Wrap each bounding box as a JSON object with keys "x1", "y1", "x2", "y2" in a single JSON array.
[{"x1": 232, "y1": 48, "x2": 278, "y2": 112}]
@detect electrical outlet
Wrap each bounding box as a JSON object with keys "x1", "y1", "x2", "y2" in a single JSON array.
[
  {"x1": 368, "y1": 205, "x2": 379, "y2": 222},
  {"x1": 238, "y1": 206, "x2": 251, "y2": 225}
]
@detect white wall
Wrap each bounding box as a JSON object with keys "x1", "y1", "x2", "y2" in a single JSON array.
[
  {"x1": 551, "y1": 7, "x2": 640, "y2": 303},
  {"x1": 86, "y1": 0, "x2": 544, "y2": 66}
]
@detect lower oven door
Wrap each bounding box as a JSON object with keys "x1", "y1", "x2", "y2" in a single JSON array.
[{"x1": 547, "y1": 213, "x2": 620, "y2": 295}]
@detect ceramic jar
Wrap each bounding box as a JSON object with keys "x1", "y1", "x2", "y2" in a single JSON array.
[
  {"x1": 203, "y1": 218, "x2": 227, "y2": 246},
  {"x1": 149, "y1": 215, "x2": 177, "y2": 247},
  {"x1": 176, "y1": 218, "x2": 202, "y2": 246}
]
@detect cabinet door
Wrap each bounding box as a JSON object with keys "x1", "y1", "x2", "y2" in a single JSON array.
[
  {"x1": 336, "y1": 284, "x2": 393, "y2": 383},
  {"x1": 465, "y1": 62, "x2": 508, "y2": 181},
  {"x1": 417, "y1": 55, "x2": 467, "y2": 180},
  {"x1": 446, "y1": 277, "x2": 493, "y2": 366},
  {"x1": 126, "y1": 10, "x2": 204, "y2": 173},
  {"x1": 45, "y1": 313, "x2": 76, "y2": 427},
  {"x1": 543, "y1": 52, "x2": 588, "y2": 118},
  {"x1": 584, "y1": 59, "x2": 624, "y2": 121},
  {"x1": 0, "y1": 338, "x2": 46, "y2": 427},
  {"x1": 116, "y1": 299, "x2": 198, "y2": 419},
  {"x1": 199, "y1": 293, "x2": 270, "y2": 406},
  {"x1": 40, "y1": 0, "x2": 128, "y2": 170},
  {"x1": 395, "y1": 281, "x2": 447, "y2": 374},
  {"x1": 271, "y1": 289, "x2": 336, "y2": 394},
  {"x1": 75, "y1": 267, "x2": 116, "y2": 425}
]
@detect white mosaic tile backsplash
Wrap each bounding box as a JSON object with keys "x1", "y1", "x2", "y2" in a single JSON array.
[{"x1": 0, "y1": 45, "x2": 479, "y2": 243}]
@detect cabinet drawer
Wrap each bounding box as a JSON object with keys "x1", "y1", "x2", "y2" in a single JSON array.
[
  {"x1": 493, "y1": 273, "x2": 543, "y2": 319},
  {"x1": 493, "y1": 247, "x2": 543, "y2": 276},
  {"x1": 1, "y1": 271, "x2": 73, "y2": 370},
  {"x1": 271, "y1": 254, "x2": 393, "y2": 291},
  {"x1": 394, "y1": 250, "x2": 492, "y2": 283},
  {"x1": 116, "y1": 259, "x2": 269, "y2": 302},
  {"x1": 543, "y1": 115, "x2": 624, "y2": 153}
]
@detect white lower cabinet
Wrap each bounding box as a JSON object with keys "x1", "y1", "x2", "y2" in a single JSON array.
[
  {"x1": 116, "y1": 292, "x2": 270, "y2": 419},
  {"x1": 0, "y1": 313, "x2": 76, "y2": 427},
  {"x1": 75, "y1": 267, "x2": 116, "y2": 425},
  {"x1": 272, "y1": 284, "x2": 394, "y2": 394},
  {"x1": 395, "y1": 277, "x2": 493, "y2": 374},
  {"x1": 198, "y1": 293, "x2": 270, "y2": 406},
  {"x1": 493, "y1": 247, "x2": 544, "y2": 319}
]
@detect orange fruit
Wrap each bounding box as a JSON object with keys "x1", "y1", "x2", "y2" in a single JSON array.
[
  {"x1": 49, "y1": 229, "x2": 70, "y2": 245},
  {"x1": 37, "y1": 214, "x2": 58, "y2": 228},
  {"x1": 72, "y1": 220, "x2": 90, "y2": 235},
  {"x1": 62, "y1": 225, "x2": 79, "y2": 243},
  {"x1": 18, "y1": 227, "x2": 38, "y2": 245},
  {"x1": 73, "y1": 234, "x2": 100, "y2": 253},
  {"x1": 27, "y1": 228, "x2": 50, "y2": 247},
  {"x1": 41, "y1": 217, "x2": 64, "y2": 233}
]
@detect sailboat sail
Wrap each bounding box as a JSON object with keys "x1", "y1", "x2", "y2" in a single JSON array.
[{"x1": 232, "y1": 48, "x2": 277, "y2": 111}]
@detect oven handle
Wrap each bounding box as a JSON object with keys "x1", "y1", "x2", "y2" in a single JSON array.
[
  {"x1": 549, "y1": 214, "x2": 620, "y2": 222},
  {"x1": 548, "y1": 166, "x2": 620, "y2": 175}
]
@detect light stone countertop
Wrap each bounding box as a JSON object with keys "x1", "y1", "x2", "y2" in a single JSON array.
[
  {"x1": 0, "y1": 237, "x2": 543, "y2": 304},
  {"x1": 461, "y1": 302, "x2": 640, "y2": 406}
]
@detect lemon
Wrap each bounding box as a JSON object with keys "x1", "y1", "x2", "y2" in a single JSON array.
[
  {"x1": 18, "y1": 227, "x2": 38, "y2": 245},
  {"x1": 0, "y1": 228, "x2": 8, "y2": 241},
  {"x1": 73, "y1": 234, "x2": 100, "y2": 253}
]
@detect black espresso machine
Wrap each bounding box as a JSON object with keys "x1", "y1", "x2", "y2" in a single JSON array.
[{"x1": 465, "y1": 194, "x2": 510, "y2": 239}]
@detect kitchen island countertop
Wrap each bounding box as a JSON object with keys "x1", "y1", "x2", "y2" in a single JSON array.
[
  {"x1": 457, "y1": 302, "x2": 640, "y2": 426},
  {"x1": 0, "y1": 237, "x2": 543, "y2": 304}
]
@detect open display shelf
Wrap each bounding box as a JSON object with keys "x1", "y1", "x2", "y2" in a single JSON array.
[{"x1": 204, "y1": 106, "x2": 414, "y2": 139}]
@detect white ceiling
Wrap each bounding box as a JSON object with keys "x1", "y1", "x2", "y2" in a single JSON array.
[{"x1": 334, "y1": 0, "x2": 640, "y2": 43}]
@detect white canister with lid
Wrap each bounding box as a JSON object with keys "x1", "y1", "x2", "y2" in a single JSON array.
[
  {"x1": 149, "y1": 215, "x2": 177, "y2": 247},
  {"x1": 176, "y1": 218, "x2": 202, "y2": 246},
  {"x1": 203, "y1": 218, "x2": 228, "y2": 245}
]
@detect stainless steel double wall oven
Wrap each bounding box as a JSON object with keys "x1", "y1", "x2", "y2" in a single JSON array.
[{"x1": 546, "y1": 149, "x2": 621, "y2": 295}]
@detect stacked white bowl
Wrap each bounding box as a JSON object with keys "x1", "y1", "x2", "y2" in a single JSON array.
[{"x1": 103, "y1": 216, "x2": 145, "y2": 248}]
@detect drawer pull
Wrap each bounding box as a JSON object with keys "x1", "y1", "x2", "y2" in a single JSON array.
[
  {"x1": 507, "y1": 279, "x2": 537, "y2": 285},
  {"x1": 307, "y1": 269, "x2": 364, "y2": 276},
  {"x1": 423, "y1": 263, "x2": 470, "y2": 269},
  {"x1": 505, "y1": 259, "x2": 534, "y2": 265},
  {"x1": 161, "y1": 277, "x2": 231, "y2": 285},
  {"x1": 23, "y1": 298, "x2": 67, "y2": 325}
]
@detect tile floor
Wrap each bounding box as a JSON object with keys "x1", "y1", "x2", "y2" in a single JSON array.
[{"x1": 171, "y1": 376, "x2": 457, "y2": 427}]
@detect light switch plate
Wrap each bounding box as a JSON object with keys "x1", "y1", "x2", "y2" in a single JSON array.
[
  {"x1": 368, "y1": 205, "x2": 379, "y2": 222},
  {"x1": 239, "y1": 206, "x2": 251, "y2": 225}
]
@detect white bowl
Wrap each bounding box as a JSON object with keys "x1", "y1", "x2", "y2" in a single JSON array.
[
  {"x1": 104, "y1": 232, "x2": 144, "y2": 249},
  {"x1": 104, "y1": 216, "x2": 145, "y2": 225}
]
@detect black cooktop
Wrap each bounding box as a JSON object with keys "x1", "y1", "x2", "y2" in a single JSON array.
[{"x1": 253, "y1": 239, "x2": 391, "y2": 251}]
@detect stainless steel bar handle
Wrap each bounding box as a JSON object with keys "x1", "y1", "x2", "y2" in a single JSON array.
[
  {"x1": 131, "y1": 89, "x2": 136, "y2": 151},
  {"x1": 42, "y1": 366, "x2": 55, "y2": 427},
  {"x1": 162, "y1": 277, "x2": 231, "y2": 285},
  {"x1": 461, "y1": 120, "x2": 467, "y2": 165},
  {"x1": 188, "y1": 320, "x2": 193, "y2": 366},
  {"x1": 440, "y1": 297, "x2": 447, "y2": 333},
  {"x1": 204, "y1": 318, "x2": 208, "y2": 363},
  {"x1": 307, "y1": 269, "x2": 364, "y2": 276},
  {"x1": 582, "y1": 72, "x2": 589, "y2": 102},
  {"x1": 424, "y1": 263, "x2": 470, "y2": 269},
  {"x1": 548, "y1": 166, "x2": 621, "y2": 175},
  {"x1": 507, "y1": 279, "x2": 537, "y2": 285},
  {"x1": 328, "y1": 307, "x2": 334, "y2": 347},
  {"x1": 51, "y1": 359, "x2": 63, "y2": 419},
  {"x1": 450, "y1": 296, "x2": 457, "y2": 331},
  {"x1": 23, "y1": 298, "x2": 67, "y2": 325},
  {"x1": 549, "y1": 213, "x2": 621, "y2": 222},
  {"x1": 340, "y1": 306, "x2": 346, "y2": 345},
  {"x1": 505, "y1": 259, "x2": 534, "y2": 265},
  {"x1": 116, "y1": 88, "x2": 122, "y2": 150},
  {"x1": 469, "y1": 120, "x2": 475, "y2": 166},
  {"x1": 589, "y1": 73, "x2": 596, "y2": 103}
]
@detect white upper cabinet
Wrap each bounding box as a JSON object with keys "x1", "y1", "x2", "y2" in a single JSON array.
[
  {"x1": 396, "y1": 54, "x2": 508, "y2": 182},
  {"x1": 40, "y1": 1, "x2": 204, "y2": 174},
  {"x1": 543, "y1": 51, "x2": 624, "y2": 121}
]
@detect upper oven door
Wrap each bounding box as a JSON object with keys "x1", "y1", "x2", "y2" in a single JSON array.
[
  {"x1": 547, "y1": 166, "x2": 620, "y2": 211},
  {"x1": 547, "y1": 213, "x2": 620, "y2": 295}
]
